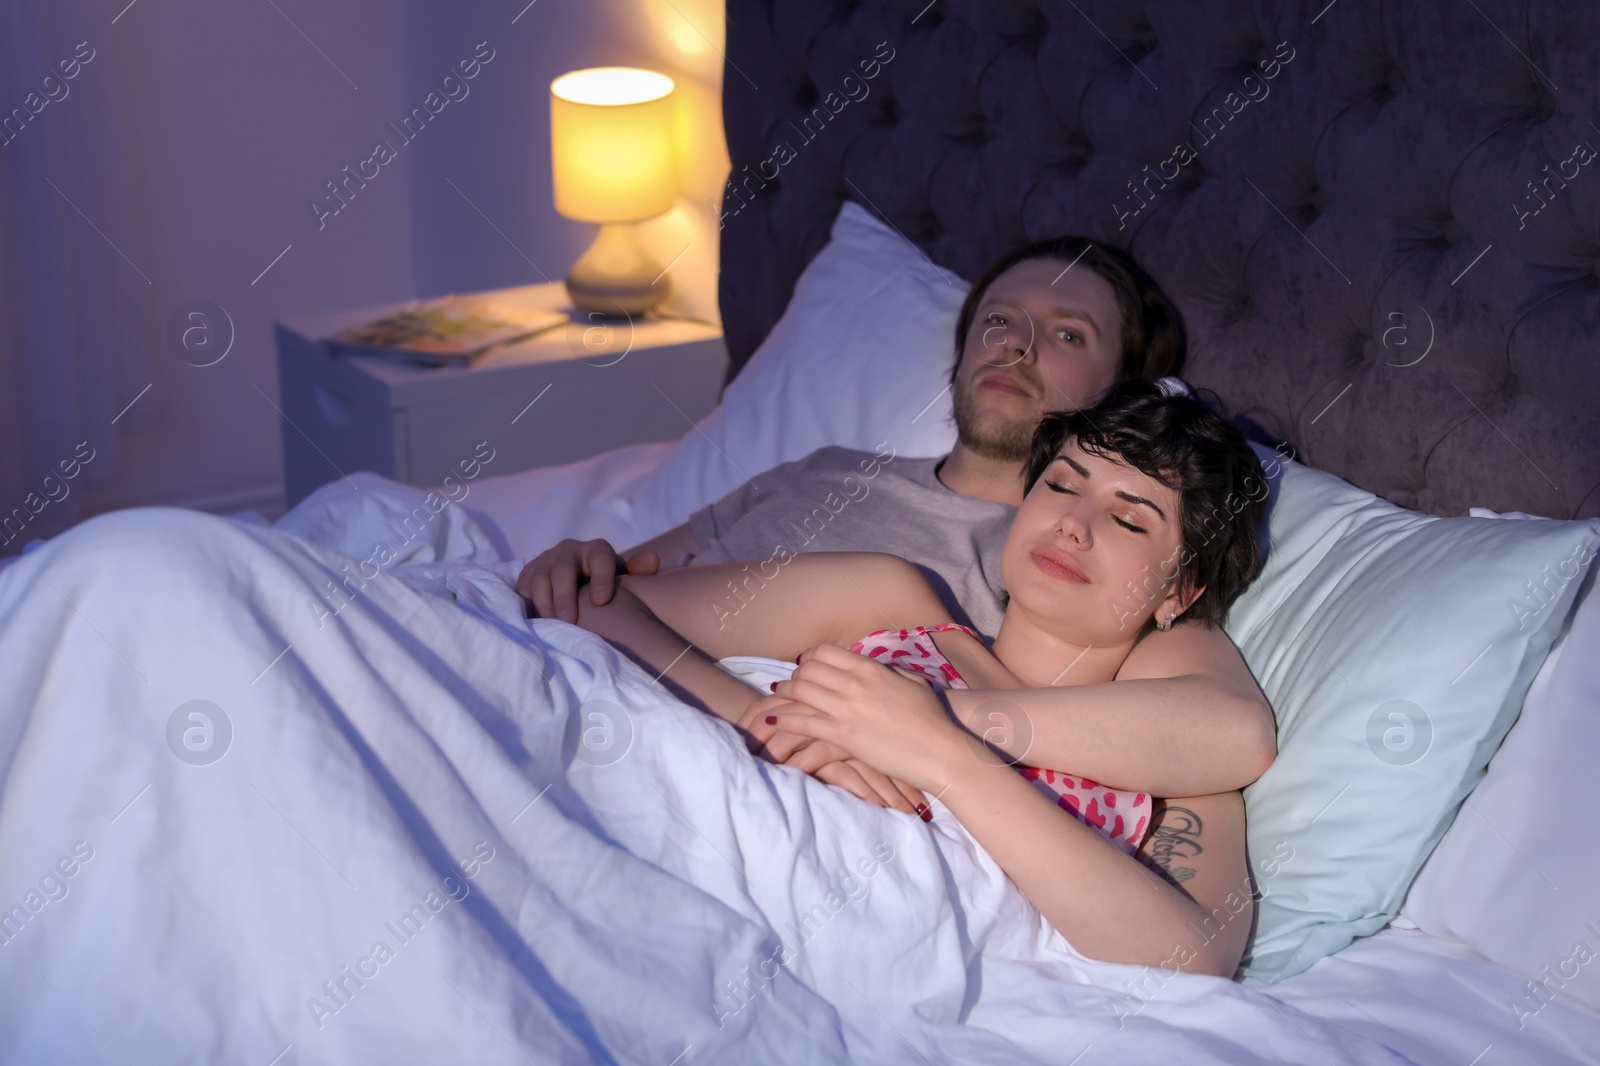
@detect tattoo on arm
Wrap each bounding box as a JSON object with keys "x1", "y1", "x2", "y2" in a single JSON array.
[{"x1": 1142, "y1": 804, "x2": 1204, "y2": 888}]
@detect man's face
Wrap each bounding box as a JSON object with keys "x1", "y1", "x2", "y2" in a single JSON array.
[{"x1": 950, "y1": 258, "x2": 1125, "y2": 462}]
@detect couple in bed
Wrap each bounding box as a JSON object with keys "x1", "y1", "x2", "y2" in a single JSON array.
[{"x1": 518, "y1": 238, "x2": 1274, "y2": 978}]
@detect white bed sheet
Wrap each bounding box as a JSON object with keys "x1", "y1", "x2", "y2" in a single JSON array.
[
  {"x1": 457, "y1": 440, "x2": 679, "y2": 562},
  {"x1": 0, "y1": 499, "x2": 1419, "y2": 1064},
  {"x1": 0, "y1": 456, "x2": 1572, "y2": 1061},
  {"x1": 1267, "y1": 925, "x2": 1600, "y2": 1065},
  {"x1": 426, "y1": 456, "x2": 1600, "y2": 1062}
]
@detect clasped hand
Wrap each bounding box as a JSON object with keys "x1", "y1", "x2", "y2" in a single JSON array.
[
  {"x1": 739, "y1": 644, "x2": 972, "y2": 820},
  {"x1": 518, "y1": 539, "x2": 966, "y2": 820}
]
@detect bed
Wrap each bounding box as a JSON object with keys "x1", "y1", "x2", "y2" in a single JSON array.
[{"x1": 2, "y1": 0, "x2": 1598, "y2": 1063}]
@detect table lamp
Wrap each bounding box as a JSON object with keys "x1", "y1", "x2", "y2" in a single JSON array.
[{"x1": 550, "y1": 67, "x2": 678, "y2": 316}]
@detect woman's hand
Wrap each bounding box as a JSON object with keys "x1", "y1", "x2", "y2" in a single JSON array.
[
  {"x1": 738, "y1": 693, "x2": 930, "y2": 817},
  {"x1": 737, "y1": 692, "x2": 826, "y2": 764},
  {"x1": 734, "y1": 643, "x2": 854, "y2": 763},
  {"x1": 761, "y1": 643, "x2": 972, "y2": 795},
  {"x1": 736, "y1": 645, "x2": 927, "y2": 764},
  {"x1": 813, "y1": 760, "x2": 930, "y2": 819}
]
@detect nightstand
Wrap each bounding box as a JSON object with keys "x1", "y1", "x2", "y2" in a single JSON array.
[{"x1": 274, "y1": 282, "x2": 727, "y2": 508}]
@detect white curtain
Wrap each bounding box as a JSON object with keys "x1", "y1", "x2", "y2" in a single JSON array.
[{"x1": 0, "y1": 0, "x2": 154, "y2": 545}]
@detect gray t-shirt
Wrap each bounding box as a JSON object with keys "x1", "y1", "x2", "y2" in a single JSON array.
[{"x1": 686, "y1": 445, "x2": 1016, "y2": 638}]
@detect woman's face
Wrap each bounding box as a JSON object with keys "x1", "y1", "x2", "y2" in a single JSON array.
[{"x1": 1000, "y1": 438, "x2": 1197, "y2": 646}]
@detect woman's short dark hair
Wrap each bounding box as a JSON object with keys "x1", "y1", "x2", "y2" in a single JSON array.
[
  {"x1": 1022, "y1": 379, "x2": 1267, "y2": 629},
  {"x1": 953, "y1": 236, "x2": 1187, "y2": 386}
]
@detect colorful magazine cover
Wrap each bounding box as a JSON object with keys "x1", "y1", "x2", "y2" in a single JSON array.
[{"x1": 327, "y1": 296, "x2": 567, "y2": 365}]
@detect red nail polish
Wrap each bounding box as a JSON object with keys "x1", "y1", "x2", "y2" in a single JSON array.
[
  {"x1": 769, "y1": 681, "x2": 779, "y2": 691},
  {"x1": 764, "y1": 715, "x2": 777, "y2": 725},
  {"x1": 917, "y1": 804, "x2": 932, "y2": 822}
]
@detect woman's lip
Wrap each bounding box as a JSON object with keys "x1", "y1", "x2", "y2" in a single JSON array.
[{"x1": 1030, "y1": 549, "x2": 1088, "y2": 583}]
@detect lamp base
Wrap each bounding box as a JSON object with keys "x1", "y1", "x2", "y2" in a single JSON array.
[{"x1": 565, "y1": 222, "x2": 669, "y2": 316}]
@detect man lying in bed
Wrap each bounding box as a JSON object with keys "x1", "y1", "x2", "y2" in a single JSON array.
[{"x1": 518, "y1": 237, "x2": 1276, "y2": 814}]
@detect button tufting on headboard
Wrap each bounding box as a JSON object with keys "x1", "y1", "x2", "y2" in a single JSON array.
[{"x1": 718, "y1": 0, "x2": 1600, "y2": 518}]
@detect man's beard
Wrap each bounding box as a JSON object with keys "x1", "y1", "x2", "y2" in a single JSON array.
[{"x1": 951, "y1": 377, "x2": 1040, "y2": 462}]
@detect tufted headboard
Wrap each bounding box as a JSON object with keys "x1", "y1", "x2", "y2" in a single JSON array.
[{"x1": 716, "y1": 0, "x2": 1599, "y2": 519}]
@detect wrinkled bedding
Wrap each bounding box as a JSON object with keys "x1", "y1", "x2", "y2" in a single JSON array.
[{"x1": 0, "y1": 493, "x2": 1417, "y2": 1064}]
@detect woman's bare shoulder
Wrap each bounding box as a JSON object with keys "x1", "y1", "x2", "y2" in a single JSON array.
[{"x1": 1116, "y1": 620, "x2": 1248, "y2": 681}]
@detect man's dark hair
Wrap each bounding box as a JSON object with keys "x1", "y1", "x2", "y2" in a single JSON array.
[
  {"x1": 1022, "y1": 379, "x2": 1267, "y2": 629},
  {"x1": 952, "y1": 236, "x2": 1187, "y2": 386}
]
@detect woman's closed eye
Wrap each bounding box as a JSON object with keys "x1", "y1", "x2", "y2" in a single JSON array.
[{"x1": 1044, "y1": 481, "x2": 1148, "y2": 534}]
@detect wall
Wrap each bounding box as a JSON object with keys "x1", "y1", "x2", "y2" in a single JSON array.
[
  {"x1": 47, "y1": 0, "x2": 724, "y2": 527},
  {"x1": 404, "y1": 0, "x2": 728, "y2": 320},
  {"x1": 72, "y1": 0, "x2": 417, "y2": 521}
]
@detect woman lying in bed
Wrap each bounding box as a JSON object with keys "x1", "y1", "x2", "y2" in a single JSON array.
[{"x1": 574, "y1": 379, "x2": 1269, "y2": 978}]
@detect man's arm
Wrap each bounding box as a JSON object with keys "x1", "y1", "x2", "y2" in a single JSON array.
[
  {"x1": 624, "y1": 521, "x2": 702, "y2": 570},
  {"x1": 944, "y1": 622, "x2": 1276, "y2": 797},
  {"x1": 520, "y1": 447, "x2": 823, "y2": 620},
  {"x1": 517, "y1": 522, "x2": 703, "y2": 622}
]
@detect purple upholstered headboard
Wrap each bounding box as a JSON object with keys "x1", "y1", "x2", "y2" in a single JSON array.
[{"x1": 716, "y1": 0, "x2": 1599, "y2": 519}]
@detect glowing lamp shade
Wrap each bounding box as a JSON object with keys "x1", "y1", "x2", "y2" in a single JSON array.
[
  {"x1": 550, "y1": 67, "x2": 678, "y2": 314},
  {"x1": 551, "y1": 68, "x2": 677, "y2": 222}
]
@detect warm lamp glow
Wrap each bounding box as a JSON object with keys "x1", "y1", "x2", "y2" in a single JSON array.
[
  {"x1": 550, "y1": 67, "x2": 677, "y2": 223},
  {"x1": 551, "y1": 67, "x2": 673, "y2": 107}
]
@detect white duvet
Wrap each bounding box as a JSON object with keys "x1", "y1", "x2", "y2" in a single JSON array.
[{"x1": 0, "y1": 486, "x2": 1414, "y2": 1064}]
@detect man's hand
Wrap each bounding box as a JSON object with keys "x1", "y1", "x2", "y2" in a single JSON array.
[{"x1": 517, "y1": 538, "x2": 660, "y2": 622}]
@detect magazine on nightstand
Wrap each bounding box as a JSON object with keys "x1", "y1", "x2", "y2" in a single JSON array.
[{"x1": 324, "y1": 295, "x2": 568, "y2": 367}]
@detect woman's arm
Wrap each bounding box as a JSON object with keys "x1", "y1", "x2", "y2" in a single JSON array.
[
  {"x1": 1132, "y1": 793, "x2": 1255, "y2": 975},
  {"x1": 572, "y1": 582, "x2": 771, "y2": 725},
  {"x1": 944, "y1": 622, "x2": 1275, "y2": 796},
  {"x1": 765, "y1": 644, "x2": 1255, "y2": 976},
  {"x1": 749, "y1": 622, "x2": 1275, "y2": 797},
  {"x1": 609, "y1": 551, "x2": 951, "y2": 662},
  {"x1": 941, "y1": 779, "x2": 1253, "y2": 976},
  {"x1": 572, "y1": 576, "x2": 931, "y2": 814}
]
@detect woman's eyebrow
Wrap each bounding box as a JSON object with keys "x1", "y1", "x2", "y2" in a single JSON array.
[
  {"x1": 1060, "y1": 454, "x2": 1168, "y2": 521},
  {"x1": 1115, "y1": 490, "x2": 1167, "y2": 522}
]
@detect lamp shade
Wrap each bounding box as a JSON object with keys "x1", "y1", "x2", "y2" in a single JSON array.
[{"x1": 550, "y1": 67, "x2": 677, "y2": 223}]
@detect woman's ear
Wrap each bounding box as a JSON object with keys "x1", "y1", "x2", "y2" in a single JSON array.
[{"x1": 1154, "y1": 581, "x2": 1206, "y2": 627}]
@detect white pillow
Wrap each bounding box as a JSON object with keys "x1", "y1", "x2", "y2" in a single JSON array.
[
  {"x1": 1227, "y1": 445, "x2": 1600, "y2": 982},
  {"x1": 1401, "y1": 516, "x2": 1600, "y2": 1013},
  {"x1": 629, "y1": 202, "x2": 968, "y2": 538}
]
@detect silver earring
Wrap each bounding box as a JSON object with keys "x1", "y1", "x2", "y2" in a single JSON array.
[{"x1": 1158, "y1": 613, "x2": 1175, "y2": 631}]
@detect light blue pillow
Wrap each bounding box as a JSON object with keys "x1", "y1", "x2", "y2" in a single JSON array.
[{"x1": 1227, "y1": 443, "x2": 1600, "y2": 982}]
